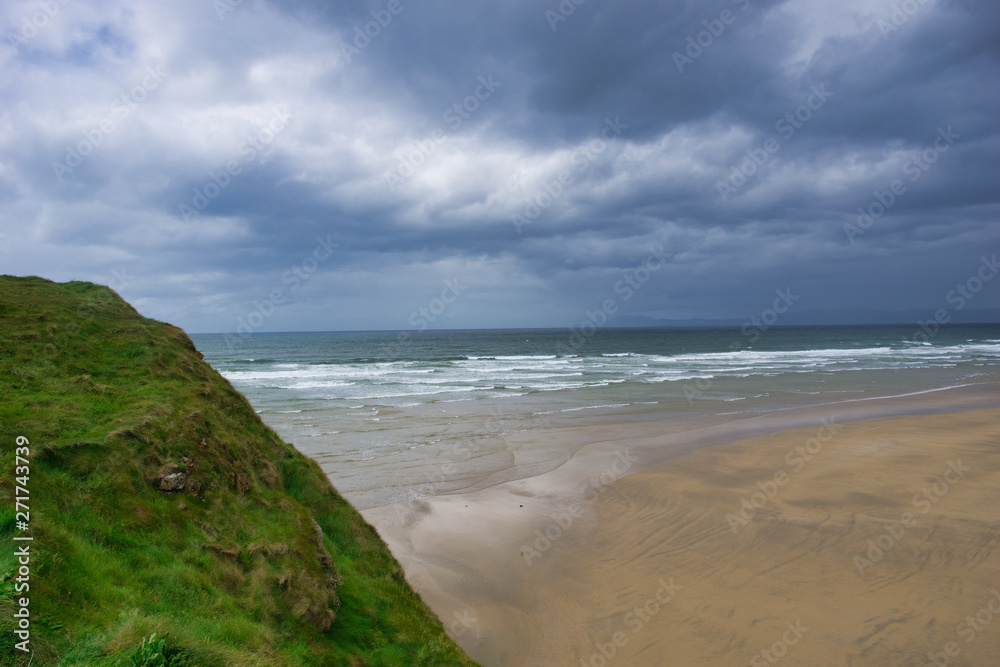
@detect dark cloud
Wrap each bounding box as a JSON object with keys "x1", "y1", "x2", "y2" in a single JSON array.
[{"x1": 0, "y1": 0, "x2": 997, "y2": 333}]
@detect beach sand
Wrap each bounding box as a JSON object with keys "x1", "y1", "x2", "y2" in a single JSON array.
[{"x1": 362, "y1": 387, "x2": 1000, "y2": 665}]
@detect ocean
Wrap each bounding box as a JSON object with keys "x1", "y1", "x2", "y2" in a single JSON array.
[{"x1": 192, "y1": 325, "x2": 1000, "y2": 509}]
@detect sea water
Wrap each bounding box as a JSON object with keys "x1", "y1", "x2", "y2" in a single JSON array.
[{"x1": 193, "y1": 325, "x2": 1000, "y2": 508}]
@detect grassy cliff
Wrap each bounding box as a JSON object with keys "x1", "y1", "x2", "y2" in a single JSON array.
[{"x1": 0, "y1": 276, "x2": 477, "y2": 666}]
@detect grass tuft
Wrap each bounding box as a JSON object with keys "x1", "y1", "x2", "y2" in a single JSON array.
[{"x1": 0, "y1": 275, "x2": 477, "y2": 666}]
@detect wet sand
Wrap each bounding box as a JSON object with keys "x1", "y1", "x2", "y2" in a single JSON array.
[{"x1": 362, "y1": 385, "x2": 1000, "y2": 665}]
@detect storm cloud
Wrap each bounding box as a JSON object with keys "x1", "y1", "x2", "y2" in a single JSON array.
[{"x1": 1, "y1": 0, "x2": 997, "y2": 332}]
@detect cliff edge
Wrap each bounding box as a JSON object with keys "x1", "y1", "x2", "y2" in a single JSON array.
[{"x1": 0, "y1": 275, "x2": 476, "y2": 666}]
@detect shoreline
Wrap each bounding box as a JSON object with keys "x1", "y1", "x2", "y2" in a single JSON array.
[
  {"x1": 362, "y1": 380, "x2": 1000, "y2": 506},
  {"x1": 361, "y1": 381, "x2": 1000, "y2": 665},
  {"x1": 205, "y1": 326, "x2": 1000, "y2": 513}
]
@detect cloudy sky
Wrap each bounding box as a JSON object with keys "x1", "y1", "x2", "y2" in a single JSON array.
[{"x1": 1, "y1": 0, "x2": 998, "y2": 333}]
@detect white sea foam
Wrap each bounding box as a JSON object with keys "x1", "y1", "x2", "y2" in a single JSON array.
[{"x1": 217, "y1": 340, "x2": 1000, "y2": 407}]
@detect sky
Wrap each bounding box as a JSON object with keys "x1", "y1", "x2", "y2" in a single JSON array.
[{"x1": 1, "y1": 0, "x2": 998, "y2": 334}]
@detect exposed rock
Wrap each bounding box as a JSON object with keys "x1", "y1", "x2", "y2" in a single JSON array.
[
  {"x1": 154, "y1": 462, "x2": 186, "y2": 492},
  {"x1": 159, "y1": 472, "x2": 187, "y2": 492}
]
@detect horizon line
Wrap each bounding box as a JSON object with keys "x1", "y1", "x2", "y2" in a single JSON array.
[{"x1": 185, "y1": 321, "x2": 1000, "y2": 336}]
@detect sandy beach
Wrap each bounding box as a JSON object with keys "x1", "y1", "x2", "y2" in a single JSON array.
[{"x1": 362, "y1": 384, "x2": 1000, "y2": 665}]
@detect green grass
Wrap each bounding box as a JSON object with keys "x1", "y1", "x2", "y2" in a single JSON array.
[{"x1": 0, "y1": 275, "x2": 478, "y2": 666}]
